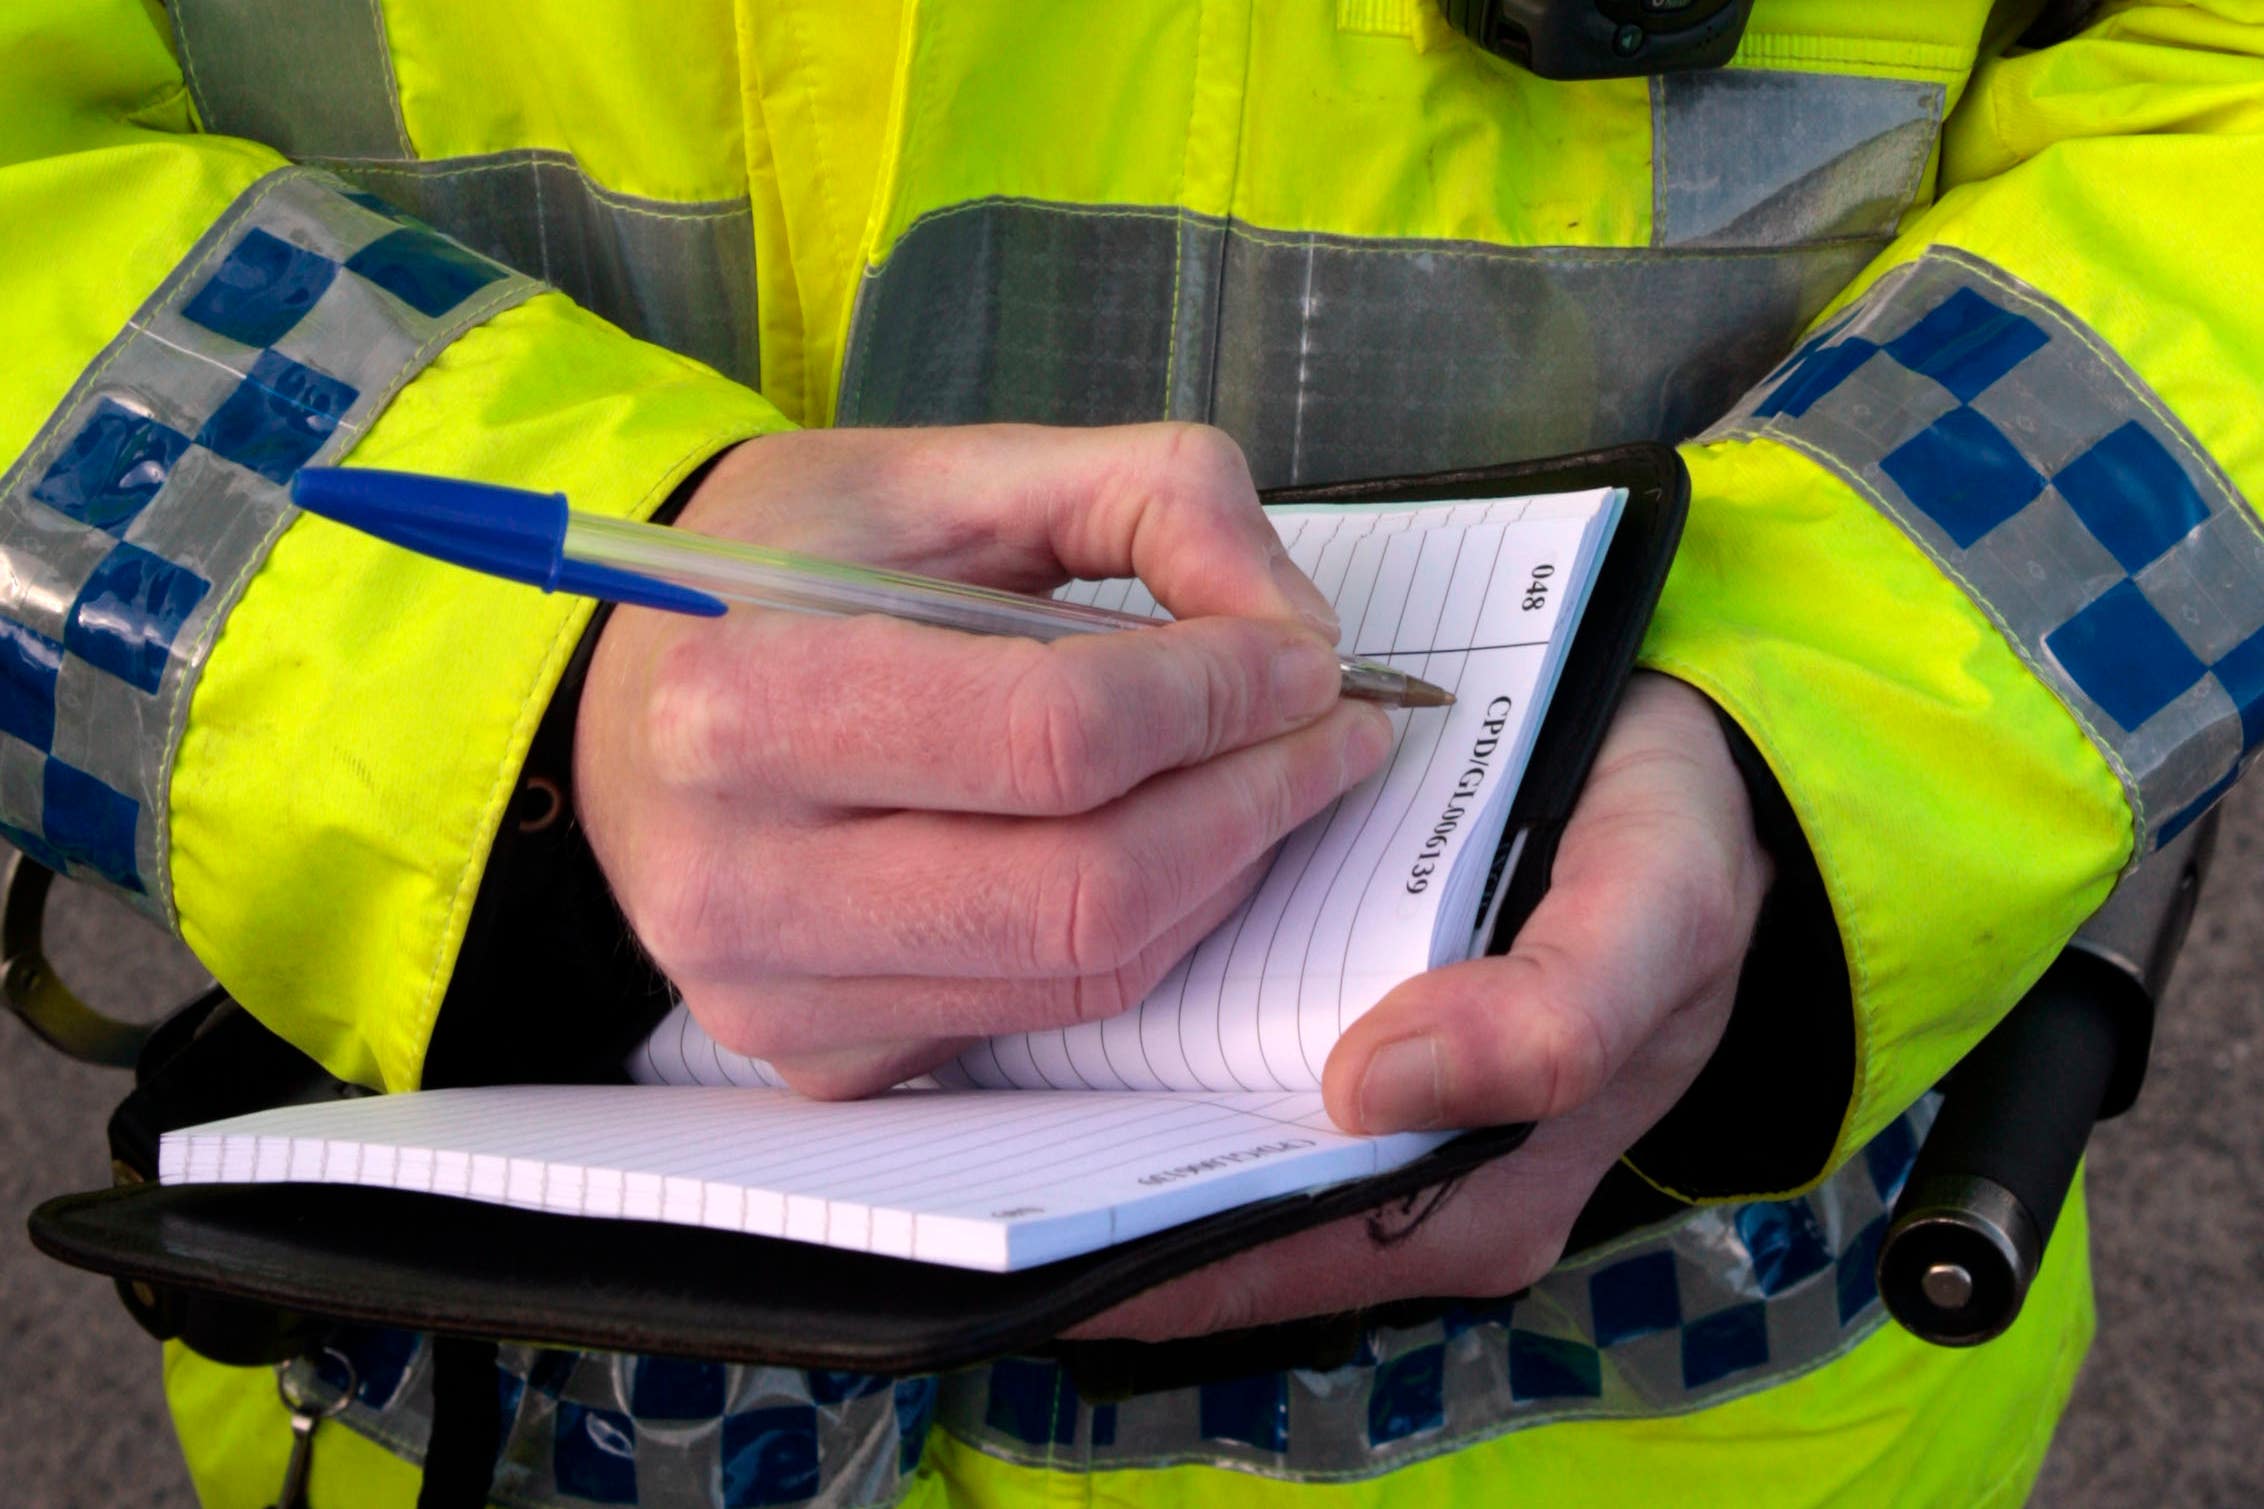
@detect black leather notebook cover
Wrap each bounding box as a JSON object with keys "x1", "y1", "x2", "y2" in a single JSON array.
[{"x1": 31, "y1": 442, "x2": 1689, "y2": 1375}]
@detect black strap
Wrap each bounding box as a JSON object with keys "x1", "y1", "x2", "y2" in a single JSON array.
[{"x1": 417, "y1": 1336, "x2": 503, "y2": 1509}]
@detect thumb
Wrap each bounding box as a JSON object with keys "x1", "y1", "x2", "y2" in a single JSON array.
[{"x1": 1322, "y1": 675, "x2": 1769, "y2": 1132}]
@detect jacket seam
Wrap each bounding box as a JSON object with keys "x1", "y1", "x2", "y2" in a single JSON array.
[
  {"x1": 876, "y1": 193, "x2": 1900, "y2": 264},
  {"x1": 303, "y1": 152, "x2": 750, "y2": 223}
]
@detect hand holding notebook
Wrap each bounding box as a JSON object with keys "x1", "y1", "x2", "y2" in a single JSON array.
[
  {"x1": 39, "y1": 444, "x2": 1697, "y2": 1370},
  {"x1": 162, "y1": 481, "x2": 1631, "y2": 1271}
]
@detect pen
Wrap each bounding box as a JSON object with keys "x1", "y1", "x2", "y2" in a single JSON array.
[{"x1": 288, "y1": 468, "x2": 1455, "y2": 710}]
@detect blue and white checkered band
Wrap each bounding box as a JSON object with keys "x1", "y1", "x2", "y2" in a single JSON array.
[
  {"x1": 1706, "y1": 246, "x2": 2264, "y2": 857},
  {"x1": 288, "y1": 1106, "x2": 1930, "y2": 1503},
  {"x1": 0, "y1": 167, "x2": 538, "y2": 920}
]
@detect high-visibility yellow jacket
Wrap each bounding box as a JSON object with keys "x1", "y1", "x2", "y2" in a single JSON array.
[{"x1": 9, "y1": 0, "x2": 2261, "y2": 1504}]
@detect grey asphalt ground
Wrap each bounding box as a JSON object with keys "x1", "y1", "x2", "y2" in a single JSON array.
[{"x1": 1, "y1": 783, "x2": 2258, "y2": 1506}]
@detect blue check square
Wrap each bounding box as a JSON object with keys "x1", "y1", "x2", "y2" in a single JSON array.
[
  {"x1": 2214, "y1": 625, "x2": 2264, "y2": 751},
  {"x1": 1882, "y1": 288, "x2": 2049, "y2": 403},
  {"x1": 1508, "y1": 1330, "x2": 1601, "y2": 1402},
  {"x1": 983, "y1": 1359, "x2": 1076, "y2": 1447},
  {"x1": 65, "y1": 543, "x2": 211, "y2": 696},
  {"x1": 2157, "y1": 762, "x2": 2240, "y2": 848},
  {"x1": 1681, "y1": 1303, "x2": 1769, "y2": 1390},
  {"x1": 181, "y1": 228, "x2": 339, "y2": 349},
  {"x1": 0, "y1": 617, "x2": 64, "y2": 751},
  {"x1": 630, "y1": 1357, "x2": 725, "y2": 1420},
  {"x1": 2055, "y1": 422, "x2": 2212, "y2": 573},
  {"x1": 1755, "y1": 338, "x2": 1879, "y2": 421},
  {"x1": 720, "y1": 1405, "x2": 821, "y2": 1508},
  {"x1": 893, "y1": 1378, "x2": 936, "y2": 1477},
  {"x1": 42, "y1": 760, "x2": 142, "y2": 893},
  {"x1": 1591, "y1": 1250, "x2": 1681, "y2": 1347},
  {"x1": 1367, "y1": 1346, "x2": 1445, "y2": 1446},
  {"x1": 195, "y1": 351, "x2": 358, "y2": 485},
  {"x1": 552, "y1": 1402, "x2": 636, "y2": 1504},
  {"x1": 29, "y1": 399, "x2": 192, "y2": 535},
  {"x1": 1200, "y1": 1373, "x2": 1288, "y2": 1452},
  {"x1": 346, "y1": 225, "x2": 507, "y2": 318},
  {"x1": 2044, "y1": 580, "x2": 2208, "y2": 734},
  {"x1": 1736, "y1": 1200, "x2": 1833, "y2": 1297},
  {"x1": 1880, "y1": 406, "x2": 2046, "y2": 549}
]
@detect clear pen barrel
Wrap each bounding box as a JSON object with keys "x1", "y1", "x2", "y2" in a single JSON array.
[{"x1": 562, "y1": 514, "x2": 1146, "y2": 642}]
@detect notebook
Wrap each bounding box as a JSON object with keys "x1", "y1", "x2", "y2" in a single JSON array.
[{"x1": 159, "y1": 485, "x2": 1626, "y2": 1273}]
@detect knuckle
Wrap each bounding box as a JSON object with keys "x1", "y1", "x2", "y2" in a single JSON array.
[
  {"x1": 1063, "y1": 944, "x2": 1171, "y2": 1027},
  {"x1": 1002, "y1": 657, "x2": 1113, "y2": 814},
  {"x1": 1527, "y1": 989, "x2": 1613, "y2": 1120},
  {"x1": 1208, "y1": 760, "x2": 1286, "y2": 862},
  {"x1": 641, "y1": 641, "x2": 739, "y2": 787},
  {"x1": 1188, "y1": 632, "x2": 1253, "y2": 761},
  {"x1": 643, "y1": 639, "x2": 802, "y2": 789},
  {"x1": 1152, "y1": 422, "x2": 1254, "y2": 499},
  {"x1": 1064, "y1": 969, "x2": 1139, "y2": 1028},
  {"x1": 1035, "y1": 841, "x2": 1155, "y2": 975},
  {"x1": 627, "y1": 843, "x2": 785, "y2": 982}
]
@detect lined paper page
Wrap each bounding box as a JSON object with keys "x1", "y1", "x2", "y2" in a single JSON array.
[
  {"x1": 644, "y1": 489, "x2": 1619, "y2": 1096},
  {"x1": 158, "y1": 1086, "x2": 1452, "y2": 1272}
]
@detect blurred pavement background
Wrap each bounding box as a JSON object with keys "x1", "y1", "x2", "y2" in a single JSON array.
[{"x1": 2, "y1": 781, "x2": 2259, "y2": 1505}]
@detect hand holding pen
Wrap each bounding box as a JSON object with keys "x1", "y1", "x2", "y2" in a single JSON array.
[
  {"x1": 296, "y1": 424, "x2": 1405, "y2": 1098},
  {"x1": 292, "y1": 467, "x2": 1452, "y2": 710}
]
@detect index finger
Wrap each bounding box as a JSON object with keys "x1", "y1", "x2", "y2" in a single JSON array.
[{"x1": 726, "y1": 423, "x2": 1340, "y2": 634}]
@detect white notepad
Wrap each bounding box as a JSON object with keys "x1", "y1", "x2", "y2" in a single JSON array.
[{"x1": 161, "y1": 487, "x2": 1625, "y2": 1272}]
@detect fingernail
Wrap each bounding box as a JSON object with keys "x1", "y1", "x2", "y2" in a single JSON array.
[
  {"x1": 1270, "y1": 552, "x2": 1340, "y2": 641},
  {"x1": 1359, "y1": 1036, "x2": 1444, "y2": 1132},
  {"x1": 1273, "y1": 637, "x2": 1342, "y2": 719}
]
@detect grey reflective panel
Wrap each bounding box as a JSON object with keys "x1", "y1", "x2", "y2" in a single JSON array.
[
  {"x1": 169, "y1": 3, "x2": 759, "y2": 386},
  {"x1": 285, "y1": 1343, "x2": 919, "y2": 1509},
  {"x1": 0, "y1": 169, "x2": 536, "y2": 920},
  {"x1": 313, "y1": 153, "x2": 761, "y2": 386},
  {"x1": 836, "y1": 200, "x2": 1879, "y2": 489},
  {"x1": 173, "y1": 0, "x2": 413, "y2": 159},
  {"x1": 945, "y1": 1102, "x2": 1928, "y2": 1479},
  {"x1": 1651, "y1": 71, "x2": 1943, "y2": 248},
  {"x1": 292, "y1": 1106, "x2": 1931, "y2": 1502},
  {"x1": 1709, "y1": 248, "x2": 2264, "y2": 855},
  {"x1": 839, "y1": 203, "x2": 1191, "y2": 432}
]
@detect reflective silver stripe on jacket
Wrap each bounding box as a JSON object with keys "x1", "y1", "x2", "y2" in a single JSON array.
[
  {"x1": 170, "y1": 2, "x2": 760, "y2": 385},
  {"x1": 291, "y1": 1106, "x2": 1931, "y2": 1504},
  {"x1": 0, "y1": 168, "x2": 536, "y2": 920},
  {"x1": 836, "y1": 70, "x2": 1942, "y2": 488},
  {"x1": 1650, "y1": 70, "x2": 1941, "y2": 249},
  {"x1": 1707, "y1": 247, "x2": 2264, "y2": 855}
]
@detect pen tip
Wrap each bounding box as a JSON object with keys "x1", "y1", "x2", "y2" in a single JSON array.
[{"x1": 1400, "y1": 679, "x2": 1455, "y2": 709}]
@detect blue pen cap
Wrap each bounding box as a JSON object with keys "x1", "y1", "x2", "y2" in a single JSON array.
[{"x1": 290, "y1": 467, "x2": 724, "y2": 616}]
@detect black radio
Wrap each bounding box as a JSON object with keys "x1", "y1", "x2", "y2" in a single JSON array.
[{"x1": 1440, "y1": 0, "x2": 1756, "y2": 79}]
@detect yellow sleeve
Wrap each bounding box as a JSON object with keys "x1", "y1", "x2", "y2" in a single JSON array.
[
  {"x1": 1, "y1": 0, "x2": 790, "y2": 1090},
  {"x1": 1633, "y1": 1, "x2": 2264, "y2": 1196}
]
